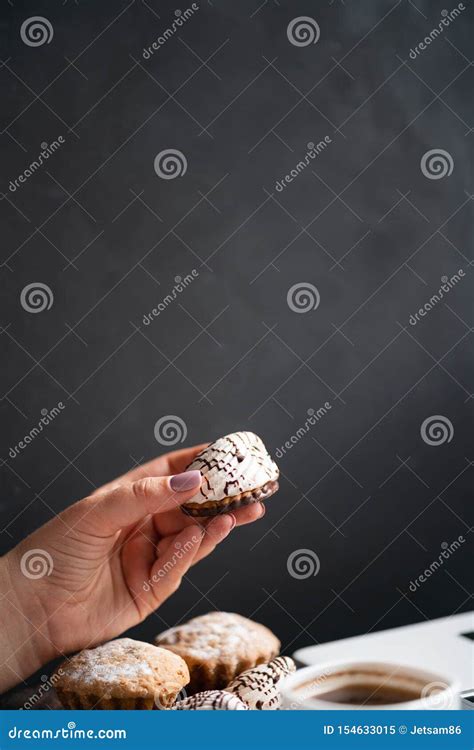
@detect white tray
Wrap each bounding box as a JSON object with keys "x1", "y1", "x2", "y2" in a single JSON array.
[{"x1": 293, "y1": 611, "x2": 474, "y2": 690}]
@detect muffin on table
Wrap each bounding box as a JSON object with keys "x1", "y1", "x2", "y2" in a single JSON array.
[
  {"x1": 155, "y1": 611, "x2": 280, "y2": 693},
  {"x1": 54, "y1": 638, "x2": 189, "y2": 709}
]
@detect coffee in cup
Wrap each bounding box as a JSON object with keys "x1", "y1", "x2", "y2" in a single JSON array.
[{"x1": 280, "y1": 661, "x2": 458, "y2": 710}]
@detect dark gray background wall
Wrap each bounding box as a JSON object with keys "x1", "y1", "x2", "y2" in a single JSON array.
[{"x1": 0, "y1": 0, "x2": 472, "y2": 667}]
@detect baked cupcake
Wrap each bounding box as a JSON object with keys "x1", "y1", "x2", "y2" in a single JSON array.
[
  {"x1": 54, "y1": 638, "x2": 189, "y2": 710},
  {"x1": 155, "y1": 612, "x2": 280, "y2": 693},
  {"x1": 181, "y1": 431, "x2": 279, "y2": 517}
]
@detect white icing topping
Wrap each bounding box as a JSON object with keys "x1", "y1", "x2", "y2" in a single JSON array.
[
  {"x1": 184, "y1": 432, "x2": 279, "y2": 505},
  {"x1": 225, "y1": 657, "x2": 296, "y2": 710}
]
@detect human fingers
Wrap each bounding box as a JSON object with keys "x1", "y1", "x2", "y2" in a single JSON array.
[
  {"x1": 91, "y1": 444, "x2": 209, "y2": 495},
  {"x1": 153, "y1": 499, "x2": 266, "y2": 538},
  {"x1": 66, "y1": 471, "x2": 202, "y2": 536}
]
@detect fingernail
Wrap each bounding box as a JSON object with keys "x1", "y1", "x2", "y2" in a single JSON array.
[
  {"x1": 228, "y1": 513, "x2": 237, "y2": 530},
  {"x1": 259, "y1": 502, "x2": 266, "y2": 518},
  {"x1": 170, "y1": 470, "x2": 201, "y2": 492}
]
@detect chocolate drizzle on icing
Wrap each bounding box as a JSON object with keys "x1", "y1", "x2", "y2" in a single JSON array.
[
  {"x1": 171, "y1": 690, "x2": 248, "y2": 710},
  {"x1": 225, "y1": 656, "x2": 296, "y2": 710},
  {"x1": 182, "y1": 432, "x2": 279, "y2": 516}
]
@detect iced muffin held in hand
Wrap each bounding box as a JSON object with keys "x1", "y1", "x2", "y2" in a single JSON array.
[{"x1": 181, "y1": 431, "x2": 279, "y2": 517}]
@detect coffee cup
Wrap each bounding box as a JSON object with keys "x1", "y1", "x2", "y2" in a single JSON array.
[{"x1": 280, "y1": 660, "x2": 459, "y2": 710}]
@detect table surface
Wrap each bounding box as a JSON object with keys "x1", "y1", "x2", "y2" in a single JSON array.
[
  {"x1": 2, "y1": 612, "x2": 472, "y2": 709},
  {"x1": 293, "y1": 611, "x2": 474, "y2": 691}
]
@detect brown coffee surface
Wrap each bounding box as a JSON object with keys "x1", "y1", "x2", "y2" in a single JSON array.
[
  {"x1": 316, "y1": 683, "x2": 421, "y2": 705},
  {"x1": 295, "y1": 667, "x2": 426, "y2": 706}
]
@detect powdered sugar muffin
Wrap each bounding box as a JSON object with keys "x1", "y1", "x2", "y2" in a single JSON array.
[
  {"x1": 155, "y1": 612, "x2": 280, "y2": 693},
  {"x1": 54, "y1": 638, "x2": 189, "y2": 709},
  {"x1": 182, "y1": 431, "x2": 279, "y2": 517}
]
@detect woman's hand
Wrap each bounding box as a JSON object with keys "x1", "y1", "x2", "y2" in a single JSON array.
[{"x1": 0, "y1": 444, "x2": 264, "y2": 693}]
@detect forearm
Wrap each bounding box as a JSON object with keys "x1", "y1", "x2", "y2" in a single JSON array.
[{"x1": 0, "y1": 552, "x2": 53, "y2": 693}]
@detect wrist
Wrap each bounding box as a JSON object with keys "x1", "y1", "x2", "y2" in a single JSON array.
[{"x1": 0, "y1": 552, "x2": 56, "y2": 693}]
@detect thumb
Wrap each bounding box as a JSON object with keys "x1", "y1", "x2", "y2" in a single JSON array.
[{"x1": 68, "y1": 470, "x2": 202, "y2": 535}]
